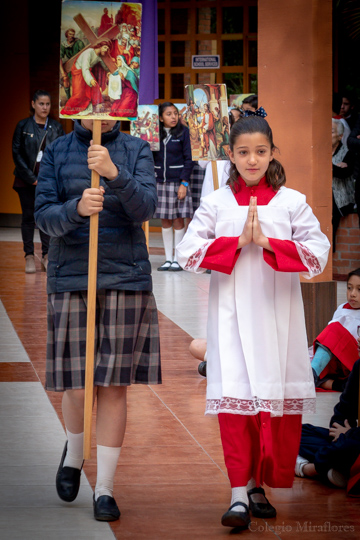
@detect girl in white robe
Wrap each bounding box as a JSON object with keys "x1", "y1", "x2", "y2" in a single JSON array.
[{"x1": 176, "y1": 116, "x2": 330, "y2": 529}]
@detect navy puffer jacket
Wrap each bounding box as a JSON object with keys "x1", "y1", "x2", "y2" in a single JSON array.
[{"x1": 34, "y1": 121, "x2": 157, "y2": 294}]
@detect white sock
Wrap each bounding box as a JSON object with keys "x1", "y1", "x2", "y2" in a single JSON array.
[
  {"x1": 161, "y1": 227, "x2": 173, "y2": 262},
  {"x1": 95, "y1": 445, "x2": 121, "y2": 500},
  {"x1": 63, "y1": 430, "x2": 84, "y2": 470},
  {"x1": 230, "y1": 486, "x2": 248, "y2": 511},
  {"x1": 173, "y1": 228, "x2": 185, "y2": 262}
]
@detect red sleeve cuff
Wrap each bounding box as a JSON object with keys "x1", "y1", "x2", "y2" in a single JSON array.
[
  {"x1": 200, "y1": 236, "x2": 240, "y2": 275},
  {"x1": 263, "y1": 238, "x2": 308, "y2": 272}
]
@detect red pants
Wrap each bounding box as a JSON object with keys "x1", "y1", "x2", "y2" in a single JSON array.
[{"x1": 218, "y1": 412, "x2": 302, "y2": 488}]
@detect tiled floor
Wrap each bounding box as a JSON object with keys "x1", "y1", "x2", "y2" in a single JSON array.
[{"x1": 0, "y1": 228, "x2": 359, "y2": 540}]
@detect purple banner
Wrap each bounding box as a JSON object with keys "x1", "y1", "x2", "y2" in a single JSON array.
[{"x1": 138, "y1": 0, "x2": 158, "y2": 105}]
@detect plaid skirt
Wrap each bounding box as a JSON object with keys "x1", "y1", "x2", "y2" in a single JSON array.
[
  {"x1": 46, "y1": 290, "x2": 161, "y2": 391},
  {"x1": 153, "y1": 182, "x2": 193, "y2": 219},
  {"x1": 190, "y1": 163, "x2": 205, "y2": 213}
]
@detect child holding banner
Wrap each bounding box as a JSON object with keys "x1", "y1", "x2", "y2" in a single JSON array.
[
  {"x1": 35, "y1": 118, "x2": 161, "y2": 522},
  {"x1": 176, "y1": 116, "x2": 330, "y2": 528}
]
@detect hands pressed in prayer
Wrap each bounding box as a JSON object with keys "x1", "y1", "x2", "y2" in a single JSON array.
[{"x1": 237, "y1": 197, "x2": 273, "y2": 251}]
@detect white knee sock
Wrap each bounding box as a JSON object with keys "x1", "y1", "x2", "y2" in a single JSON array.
[
  {"x1": 230, "y1": 486, "x2": 248, "y2": 510},
  {"x1": 63, "y1": 429, "x2": 84, "y2": 470},
  {"x1": 162, "y1": 227, "x2": 173, "y2": 262},
  {"x1": 95, "y1": 445, "x2": 122, "y2": 500},
  {"x1": 173, "y1": 228, "x2": 185, "y2": 262}
]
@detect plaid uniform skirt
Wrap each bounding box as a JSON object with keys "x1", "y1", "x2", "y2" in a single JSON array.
[
  {"x1": 154, "y1": 182, "x2": 193, "y2": 220},
  {"x1": 46, "y1": 289, "x2": 161, "y2": 391},
  {"x1": 190, "y1": 163, "x2": 205, "y2": 213}
]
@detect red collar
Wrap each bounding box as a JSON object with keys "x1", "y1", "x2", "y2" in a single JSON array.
[
  {"x1": 343, "y1": 303, "x2": 360, "y2": 310},
  {"x1": 233, "y1": 175, "x2": 277, "y2": 205}
]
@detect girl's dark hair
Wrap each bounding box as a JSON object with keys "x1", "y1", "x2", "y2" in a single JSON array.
[
  {"x1": 226, "y1": 116, "x2": 286, "y2": 191},
  {"x1": 159, "y1": 102, "x2": 184, "y2": 140},
  {"x1": 32, "y1": 90, "x2": 51, "y2": 103},
  {"x1": 242, "y1": 94, "x2": 258, "y2": 109},
  {"x1": 229, "y1": 108, "x2": 242, "y2": 128},
  {"x1": 348, "y1": 268, "x2": 360, "y2": 282}
]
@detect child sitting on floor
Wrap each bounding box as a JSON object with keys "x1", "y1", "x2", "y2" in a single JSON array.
[
  {"x1": 311, "y1": 268, "x2": 360, "y2": 391},
  {"x1": 295, "y1": 355, "x2": 360, "y2": 496}
]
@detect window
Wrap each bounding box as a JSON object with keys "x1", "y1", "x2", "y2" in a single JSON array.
[{"x1": 157, "y1": 0, "x2": 258, "y2": 103}]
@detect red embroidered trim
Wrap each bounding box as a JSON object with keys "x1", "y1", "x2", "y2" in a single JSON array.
[
  {"x1": 295, "y1": 242, "x2": 321, "y2": 275},
  {"x1": 205, "y1": 396, "x2": 316, "y2": 416},
  {"x1": 184, "y1": 242, "x2": 212, "y2": 270}
]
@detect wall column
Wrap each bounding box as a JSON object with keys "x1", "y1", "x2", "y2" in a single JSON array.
[{"x1": 258, "y1": 0, "x2": 336, "y2": 344}]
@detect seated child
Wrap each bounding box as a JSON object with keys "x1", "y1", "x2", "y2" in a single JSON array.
[
  {"x1": 311, "y1": 268, "x2": 360, "y2": 391},
  {"x1": 295, "y1": 357, "x2": 360, "y2": 496}
]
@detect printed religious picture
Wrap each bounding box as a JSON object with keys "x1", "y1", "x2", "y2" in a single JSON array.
[
  {"x1": 173, "y1": 104, "x2": 188, "y2": 128},
  {"x1": 184, "y1": 84, "x2": 230, "y2": 160},
  {"x1": 59, "y1": 1, "x2": 142, "y2": 120},
  {"x1": 130, "y1": 105, "x2": 160, "y2": 151}
]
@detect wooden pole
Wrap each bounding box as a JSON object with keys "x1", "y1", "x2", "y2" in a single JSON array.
[
  {"x1": 143, "y1": 220, "x2": 149, "y2": 251},
  {"x1": 83, "y1": 120, "x2": 102, "y2": 460},
  {"x1": 211, "y1": 161, "x2": 219, "y2": 191}
]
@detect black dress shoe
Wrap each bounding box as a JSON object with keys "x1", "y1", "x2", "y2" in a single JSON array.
[
  {"x1": 247, "y1": 486, "x2": 277, "y2": 518},
  {"x1": 157, "y1": 261, "x2": 172, "y2": 271},
  {"x1": 93, "y1": 495, "x2": 121, "y2": 521},
  {"x1": 221, "y1": 502, "x2": 251, "y2": 528},
  {"x1": 56, "y1": 441, "x2": 83, "y2": 502},
  {"x1": 198, "y1": 361, "x2": 207, "y2": 377}
]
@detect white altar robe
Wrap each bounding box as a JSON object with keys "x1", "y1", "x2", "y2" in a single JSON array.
[
  {"x1": 328, "y1": 303, "x2": 360, "y2": 339},
  {"x1": 176, "y1": 185, "x2": 330, "y2": 417}
]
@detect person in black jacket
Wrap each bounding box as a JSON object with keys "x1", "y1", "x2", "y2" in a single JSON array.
[
  {"x1": 153, "y1": 102, "x2": 195, "y2": 271},
  {"x1": 34, "y1": 118, "x2": 161, "y2": 522},
  {"x1": 12, "y1": 90, "x2": 65, "y2": 273},
  {"x1": 295, "y1": 357, "x2": 360, "y2": 495}
]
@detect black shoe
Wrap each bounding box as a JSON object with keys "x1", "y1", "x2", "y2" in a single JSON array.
[
  {"x1": 221, "y1": 502, "x2": 251, "y2": 528},
  {"x1": 247, "y1": 487, "x2": 276, "y2": 518},
  {"x1": 198, "y1": 361, "x2": 207, "y2": 377},
  {"x1": 93, "y1": 495, "x2": 121, "y2": 522},
  {"x1": 168, "y1": 261, "x2": 183, "y2": 272},
  {"x1": 56, "y1": 441, "x2": 83, "y2": 502},
  {"x1": 157, "y1": 261, "x2": 172, "y2": 271}
]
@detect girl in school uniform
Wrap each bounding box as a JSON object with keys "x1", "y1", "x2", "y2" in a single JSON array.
[
  {"x1": 176, "y1": 116, "x2": 330, "y2": 529},
  {"x1": 153, "y1": 102, "x2": 194, "y2": 271}
]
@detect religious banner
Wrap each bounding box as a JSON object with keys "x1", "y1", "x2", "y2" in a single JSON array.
[
  {"x1": 184, "y1": 84, "x2": 230, "y2": 160},
  {"x1": 130, "y1": 105, "x2": 159, "y2": 151},
  {"x1": 60, "y1": 1, "x2": 142, "y2": 120}
]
